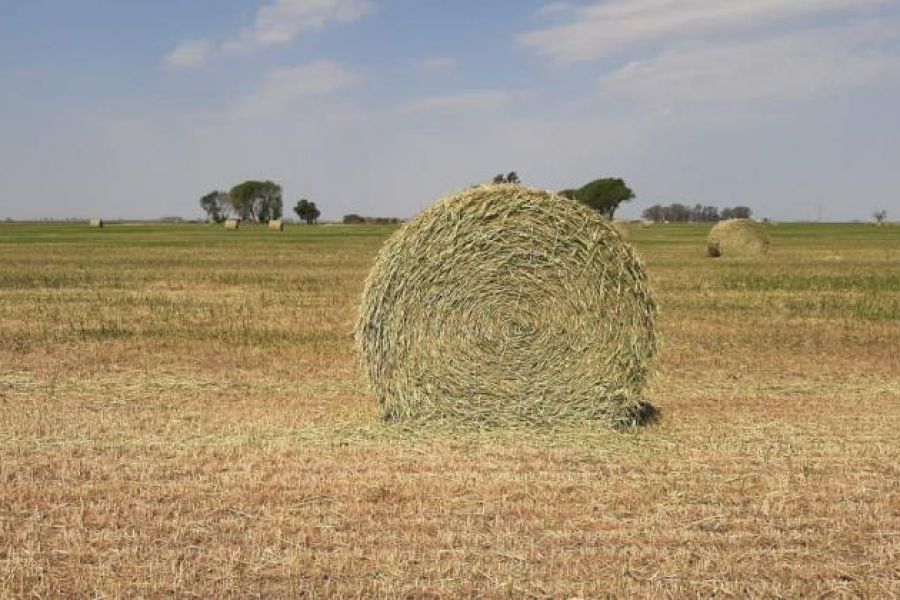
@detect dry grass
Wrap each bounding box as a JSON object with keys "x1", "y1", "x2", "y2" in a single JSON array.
[
  {"x1": 1, "y1": 221, "x2": 899, "y2": 597},
  {"x1": 357, "y1": 185, "x2": 657, "y2": 427}
]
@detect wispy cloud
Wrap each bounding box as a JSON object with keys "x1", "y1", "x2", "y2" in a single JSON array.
[
  {"x1": 520, "y1": 0, "x2": 887, "y2": 63},
  {"x1": 230, "y1": 60, "x2": 363, "y2": 118},
  {"x1": 402, "y1": 90, "x2": 513, "y2": 113},
  {"x1": 223, "y1": 0, "x2": 373, "y2": 54},
  {"x1": 534, "y1": 2, "x2": 576, "y2": 18},
  {"x1": 600, "y1": 23, "x2": 900, "y2": 113},
  {"x1": 419, "y1": 57, "x2": 458, "y2": 70},
  {"x1": 163, "y1": 0, "x2": 372, "y2": 69},
  {"x1": 163, "y1": 40, "x2": 213, "y2": 69}
]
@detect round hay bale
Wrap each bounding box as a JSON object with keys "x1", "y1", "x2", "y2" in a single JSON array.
[
  {"x1": 89, "y1": 219, "x2": 104, "y2": 228},
  {"x1": 224, "y1": 219, "x2": 240, "y2": 230},
  {"x1": 356, "y1": 184, "x2": 659, "y2": 427},
  {"x1": 707, "y1": 218, "x2": 770, "y2": 257},
  {"x1": 611, "y1": 220, "x2": 631, "y2": 239},
  {"x1": 268, "y1": 219, "x2": 284, "y2": 231}
]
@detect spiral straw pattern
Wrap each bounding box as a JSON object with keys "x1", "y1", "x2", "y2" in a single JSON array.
[
  {"x1": 356, "y1": 185, "x2": 658, "y2": 427},
  {"x1": 707, "y1": 218, "x2": 770, "y2": 257}
]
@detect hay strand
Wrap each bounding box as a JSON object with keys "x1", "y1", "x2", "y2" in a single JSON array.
[
  {"x1": 707, "y1": 218, "x2": 770, "y2": 257},
  {"x1": 611, "y1": 220, "x2": 631, "y2": 239},
  {"x1": 356, "y1": 184, "x2": 659, "y2": 428}
]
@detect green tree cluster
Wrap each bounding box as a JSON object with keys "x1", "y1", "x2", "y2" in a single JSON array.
[
  {"x1": 560, "y1": 178, "x2": 634, "y2": 219},
  {"x1": 229, "y1": 180, "x2": 282, "y2": 223},
  {"x1": 201, "y1": 180, "x2": 326, "y2": 225},
  {"x1": 293, "y1": 199, "x2": 321, "y2": 224},
  {"x1": 492, "y1": 171, "x2": 520, "y2": 184}
]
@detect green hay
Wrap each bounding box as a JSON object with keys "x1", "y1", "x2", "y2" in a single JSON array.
[
  {"x1": 356, "y1": 184, "x2": 659, "y2": 428},
  {"x1": 707, "y1": 219, "x2": 770, "y2": 257}
]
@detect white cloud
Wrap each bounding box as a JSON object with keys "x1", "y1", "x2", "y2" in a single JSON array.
[
  {"x1": 599, "y1": 23, "x2": 900, "y2": 113},
  {"x1": 230, "y1": 60, "x2": 363, "y2": 118},
  {"x1": 402, "y1": 90, "x2": 513, "y2": 113},
  {"x1": 222, "y1": 0, "x2": 373, "y2": 54},
  {"x1": 163, "y1": 40, "x2": 213, "y2": 69},
  {"x1": 534, "y1": 2, "x2": 576, "y2": 18},
  {"x1": 419, "y1": 57, "x2": 458, "y2": 70},
  {"x1": 164, "y1": 0, "x2": 372, "y2": 67},
  {"x1": 520, "y1": 0, "x2": 887, "y2": 63}
]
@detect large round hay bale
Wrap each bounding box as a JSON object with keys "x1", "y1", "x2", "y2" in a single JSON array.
[
  {"x1": 707, "y1": 218, "x2": 770, "y2": 257},
  {"x1": 268, "y1": 219, "x2": 284, "y2": 231},
  {"x1": 611, "y1": 220, "x2": 631, "y2": 239},
  {"x1": 224, "y1": 219, "x2": 240, "y2": 230},
  {"x1": 356, "y1": 184, "x2": 659, "y2": 427},
  {"x1": 89, "y1": 219, "x2": 104, "y2": 228}
]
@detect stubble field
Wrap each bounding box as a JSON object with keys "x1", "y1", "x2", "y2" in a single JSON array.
[{"x1": 1, "y1": 221, "x2": 899, "y2": 597}]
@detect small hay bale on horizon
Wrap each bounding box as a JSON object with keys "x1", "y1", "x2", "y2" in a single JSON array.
[
  {"x1": 89, "y1": 219, "x2": 103, "y2": 228},
  {"x1": 224, "y1": 219, "x2": 240, "y2": 230},
  {"x1": 356, "y1": 184, "x2": 659, "y2": 428},
  {"x1": 707, "y1": 218, "x2": 770, "y2": 257},
  {"x1": 268, "y1": 219, "x2": 284, "y2": 231}
]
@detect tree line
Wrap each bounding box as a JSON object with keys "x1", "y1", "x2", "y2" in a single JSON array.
[
  {"x1": 492, "y1": 171, "x2": 636, "y2": 219},
  {"x1": 200, "y1": 175, "x2": 757, "y2": 226},
  {"x1": 199, "y1": 180, "x2": 321, "y2": 225},
  {"x1": 641, "y1": 204, "x2": 752, "y2": 223}
]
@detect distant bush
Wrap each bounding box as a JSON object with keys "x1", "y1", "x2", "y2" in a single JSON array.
[{"x1": 343, "y1": 214, "x2": 401, "y2": 225}]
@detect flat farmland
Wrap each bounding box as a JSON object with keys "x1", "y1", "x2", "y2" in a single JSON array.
[{"x1": 1, "y1": 222, "x2": 899, "y2": 597}]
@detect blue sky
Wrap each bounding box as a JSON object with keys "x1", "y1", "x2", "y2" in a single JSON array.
[{"x1": 1, "y1": 0, "x2": 899, "y2": 221}]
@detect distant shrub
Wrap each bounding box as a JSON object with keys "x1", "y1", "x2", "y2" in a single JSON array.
[{"x1": 343, "y1": 214, "x2": 401, "y2": 225}]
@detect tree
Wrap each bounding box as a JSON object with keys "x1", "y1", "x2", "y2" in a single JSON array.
[
  {"x1": 228, "y1": 180, "x2": 282, "y2": 223},
  {"x1": 642, "y1": 205, "x2": 664, "y2": 222},
  {"x1": 564, "y1": 178, "x2": 635, "y2": 219},
  {"x1": 874, "y1": 209, "x2": 888, "y2": 224},
  {"x1": 731, "y1": 206, "x2": 752, "y2": 219},
  {"x1": 199, "y1": 190, "x2": 229, "y2": 223},
  {"x1": 665, "y1": 203, "x2": 691, "y2": 222},
  {"x1": 701, "y1": 205, "x2": 720, "y2": 222},
  {"x1": 492, "y1": 171, "x2": 521, "y2": 184},
  {"x1": 294, "y1": 199, "x2": 321, "y2": 225}
]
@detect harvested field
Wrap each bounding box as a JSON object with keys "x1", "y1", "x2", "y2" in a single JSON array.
[{"x1": 1, "y1": 221, "x2": 899, "y2": 597}]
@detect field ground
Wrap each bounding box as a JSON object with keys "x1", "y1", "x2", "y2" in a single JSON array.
[{"x1": 1, "y1": 221, "x2": 899, "y2": 597}]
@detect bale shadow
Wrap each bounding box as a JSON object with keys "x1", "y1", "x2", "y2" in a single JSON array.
[{"x1": 615, "y1": 400, "x2": 660, "y2": 431}]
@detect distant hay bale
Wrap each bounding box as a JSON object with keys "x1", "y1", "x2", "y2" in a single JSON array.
[
  {"x1": 707, "y1": 218, "x2": 770, "y2": 257},
  {"x1": 268, "y1": 219, "x2": 284, "y2": 231},
  {"x1": 356, "y1": 184, "x2": 659, "y2": 428},
  {"x1": 224, "y1": 219, "x2": 240, "y2": 230},
  {"x1": 89, "y1": 219, "x2": 103, "y2": 228}
]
